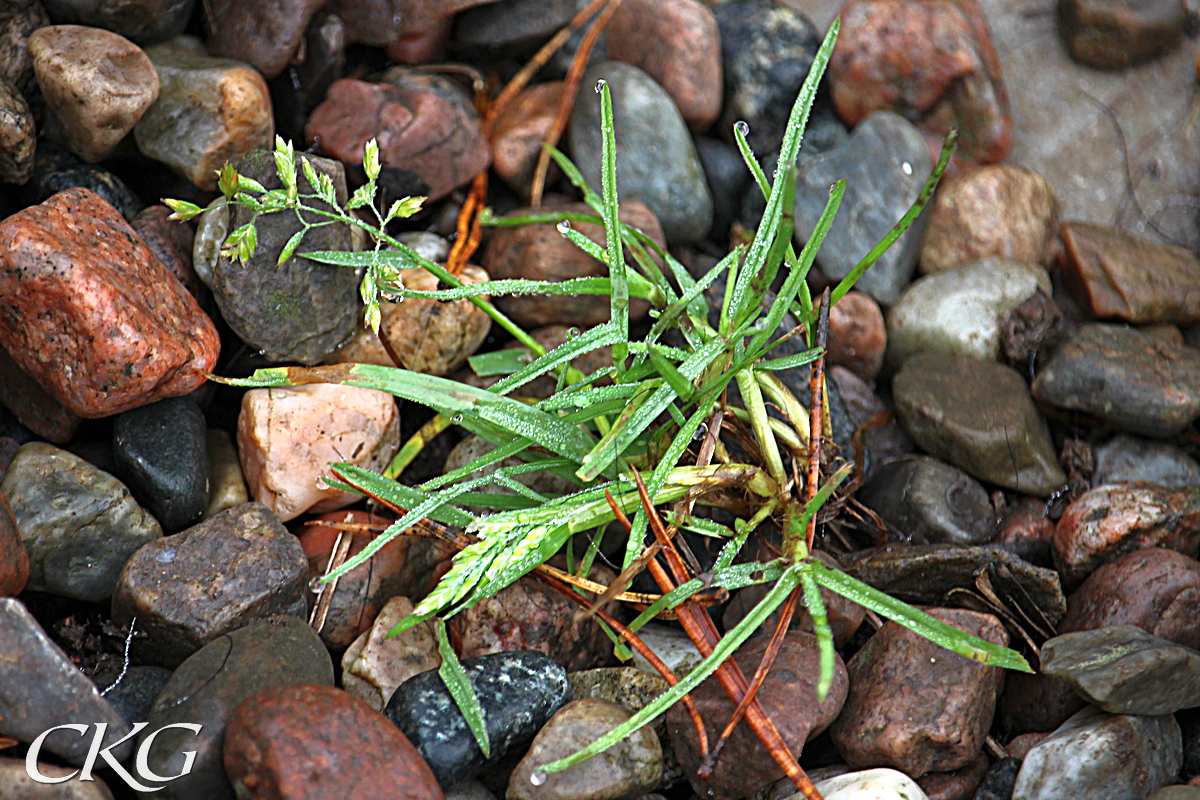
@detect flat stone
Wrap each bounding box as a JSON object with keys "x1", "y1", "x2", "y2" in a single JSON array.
[
  {"x1": 40, "y1": 0, "x2": 196, "y2": 45},
  {"x1": 384, "y1": 650, "x2": 570, "y2": 789},
  {"x1": 894, "y1": 352, "x2": 1066, "y2": 496},
  {"x1": 0, "y1": 77, "x2": 34, "y2": 183},
  {"x1": 570, "y1": 61, "x2": 712, "y2": 244},
  {"x1": 2, "y1": 442, "x2": 161, "y2": 602},
  {"x1": 1054, "y1": 483, "x2": 1200, "y2": 588},
  {"x1": 1094, "y1": 434, "x2": 1200, "y2": 488},
  {"x1": 224, "y1": 684, "x2": 444, "y2": 800},
  {"x1": 341, "y1": 595, "x2": 441, "y2": 711},
  {"x1": 24, "y1": 140, "x2": 142, "y2": 218},
  {"x1": 0, "y1": 345, "x2": 81, "y2": 444},
  {"x1": 138, "y1": 617, "x2": 334, "y2": 798},
  {"x1": 568, "y1": 668, "x2": 679, "y2": 786},
  {"x1": 1041, "y1": 625, "x2": 1200, "y2": 715},
  {"x1": 0, "y1": 756, "x2": 115, "y2": 799},
  {"x1": 0, "y1": 597, "x2": 132, "y2": 765},
  {"x1": 203, "y1": 428, "x2": 248, "y2": 519},
  {"x1": 30, "y1": 25, "x2": 159, "y2": 162},
  {"x1": 859, "y1": 456, "x2": 993, "y2": 546},
  {"x1": 237, "y1": 384, "x2": 400, "y2": 522},
  {"x1": 100, "y1": 664, "x2": 172, "y2": 725},
  {"x1": 831, "y1": 608, "x2": 1007, "y2": 777},
  {"x1": 206, "y1": 0, "x2": 325, "y2": 79},
  {"x1": 135, "y1": 49, "x2": 274, "y2": 191},
  {"x1": 1059, "y1": 0, "x2": 1186, "y2": 69},
  {"x1": 920, "y1": 165, "x2": 1059, "y2": 274},
  {"x1": 0, "y1": 188, "x2": 219, "y2": 417},
  {"x1": 0, "y1": 490, "x2": 27, "y2": 596},
  {"x1": 111, "y1": 502, "x2": 309, "y2": 668},
  {"x1": 209, "y1": 149, "x2": 359, "y2": 364},
  {"x1": 490, "y1": 81, "x2": 563, "y2": 197},
  {"x1": 508, "y1": 699, "x2": 662, "y2": 800},
  {"x1": 807, "y1": 768, "x2": 931, "y2": 800},
  {"x1": 113, "y1": 395, "x2": 210, "y2": 533},
  {"x1": 1012, "y1": 706, "x2": 1181, "y2": 800},
  {"x1": 793, "y1": 111, "x2": 932, "y2": 305}
]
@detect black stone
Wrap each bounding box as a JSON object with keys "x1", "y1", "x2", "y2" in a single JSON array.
[
  {"x1": 452, "y1": 0, "x2": 576, "y2": 56},
  {"x1": 99, "y1": 665, "x2": 173, "y2": 726},
  {"x1": 23, "y1": 140, "x2": 143, "y2": 219},
  {"x1": 973, "y1": 756, "x2": 1019, "y2": 800},
  {"x1": 859, "y1": 456, "x2": 994, "y2": 546},
  {"x1": 694, "y1": 135, "x2": 749, "y2": 244},
  {"x1": 113, "y1": 395, "x2": 210, "y2": 533},
  {"x1": 41, "y1": 0, "x2": 196, "y2": 45},
  {"x1": 384, "y1": 650, "x2": 570, "y2": 789}
]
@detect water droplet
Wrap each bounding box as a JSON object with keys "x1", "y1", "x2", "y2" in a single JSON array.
[
  {"x1": 594, "y1": 79, "x2": 606, "y2": 93},
  {"x1": 451, "y1": 414, "x2": 464, "y2": 424},
  {"x1": 309, "y1": 577, "x2": 324, "y2": 593},
  {"x1": 648, "y1": 308, "x2": 660, "y2": 318},
  {"x1": 556, "y1": 220, "x2": 572, "y2": 233},
  {"x1": 901, "y1": 161, "x2": 913, "y2": 176},
  {"x1": 692, "y1": 422, "x2": 708, "y2": 441},
  {"x1": 531, "y1": 771, "x2": 548, "y2": 786},
  {"x1": 734, "y1": 120, "x2": 750, "y2": 137}
]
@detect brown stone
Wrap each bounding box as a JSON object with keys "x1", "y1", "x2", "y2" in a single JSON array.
[
  {"x1": 329, "y1": 265, "x2": 492, "y2": 376},
  {"x1": 130, "y1": 204, "x2": 204, "y2": 299},
  {"x1": 0, "y1": 345, "x2": 81, "y2": 443},
  {"x1": 606, "y1": 0, "x2": 723, "y2": 131},
  {"x1": 0, "y1": 0, "x2": 51, "y2": 96},
  {"x1": 29, "y1": 25, "x2": 160, "y2": 162},
  {"x1": 483, "y1": 200, "x2": 661, "y2": 328},
  {"x1": 341, "y1": 596, "x2": 441, "y2": 710},
  {"x1": 385, "y1": 17, "x2": 452, "y2": 64},
  {"x1": 830, "y1": 607, "x2": 1007, "y2": 777},
  {"x1": 0, "y1": 78, "x2": 34, "y2": 184},
  {"x1": 1054, "y1": 482, "x2": 1200, "y2": 588},
  {"x1": 1005, "y1": 731, "x2": 1049, "y2": 760},
  {"x1": 667, "y1": 632, "x2": 848, "y2": 800},
  {"x1": 491, "y1": 81, "x2": 563, "y2": 197},
  {"x1": 207, "y1": 0, "x2": 326, "y2": 79},
  {"x1": 920, "y1": 165, "x2": 1059, "y2": 274},
  {"x1": 0, "y1": 188, "x2": 219, "y2": 417},
  {"x1": 830, "y1": 0, "x2": 1011, "y2": 164},
  {"x1": 224, "y1": 684, "x2": 443, "y2": 800},
  {"x1": 993, "y1": 496, "x2": 1056, "y2": 545},
  {"x1": 0, "y1": 491, "x2": 28, "y2": 597},
  {"x1": 917, "y1": 753, "x2": 989, "y2": 800},
  {"x1": 1059, "y1": 0, "x2": 1186, "y2": 70},
  {"x1": 306, "y1": 73, "x2": 489, "y2": 202},
  {"x1": 826, "y1": 290, "x2": 886, "y2": 382},
  {"x1": 1060, "y1": 221, "x2": 1200, "y2": 324},
  {"x1": 0, "y1": 756, "x2": 115, "y2": 799},
  {"x1": 334, "y1": 0, "x2": 493, "y2": 46}
]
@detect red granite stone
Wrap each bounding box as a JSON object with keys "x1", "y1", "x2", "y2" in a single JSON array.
[{"x1": 0, "y1": 188, "x2": 219, "y2": 417}]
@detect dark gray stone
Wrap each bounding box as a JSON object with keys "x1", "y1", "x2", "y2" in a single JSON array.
[
  {"x1": 41, "y1": 0, "x2": 196, "y2": 45},
  {"x1": 99, "y1": 665, "x2": 173, "y2": 725},
  {"x1": 1032, "y1": 323, "x2": 1200, "y2": 438},
  {"x1": 0, "y1": 597, "x2": 133, "y2": 765},
  {"x1": 793, "y1": 111, "x2": 932, "y2": 305},
  {"x1": 113, "y1": 395, "x2": 210, "y2": 533},
  {"x1": 209, "y1": 150, "x2": 359, "y2": 364},
  {"x1": 570, "y1": 61, "x2": 712, "y2": 244},
  {"x1": 23, "y1": 140, "x2": 143, "y2": 219},
  {"x1": 1094, "y1": 434, "x2": 1200, "y2": 488},
  {"x1": 860, "y1": 455, "x2": 994, "y2": 546},
  {"x1": 111, "y1": 502, "x2": 309, "y2": 668},
  {"x1": 1, "y1": 442, "x2": 162, "y2": 602},
  {"x1": 694, "y1": 135, "x2": 749, "y2": 243},
  {"x1": 270, "y1": 10, "x2": 345, "y2": 142},
  {"x1": 452, "y1": 0, "x2": 576, "y2": 55},
  {"x1": 384, "y1": 650, "x2": 570, "y2": 789},
  {"x1": 138, "y1": 617, "x2": 334, "y2": 799},
  {"x1": 974, "y1": 757, "x2": 1020, "y2": 800}
]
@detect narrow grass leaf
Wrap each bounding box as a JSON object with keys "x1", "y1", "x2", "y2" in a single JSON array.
[
  {"x1": 799, "y1": 565, "x2": 836, "y2": 700},
  {"x1": 435, "y1": 620, "x2": 491, "y2": 758},
  {"x1": 598, "y1": 82, "x2": 629, "y2": 371}
]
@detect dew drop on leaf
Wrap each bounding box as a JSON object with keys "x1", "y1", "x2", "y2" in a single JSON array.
[
  {"x1": 734, "y1": 121, "x2": 750, "y2": 137},
  {"x1": 451, "y1": 414, "x2": 464, "y2": 424},
  {"x1": 566, "y1": 327, "x2": 580, "y2": 339},
  {"x1": 557, "y1": 221, "x2": 572, "y2": 233},
  {"x1": 594, "y1": 79, "x2": 606, "y2": 93},
  {"x1": 531, "y1": 771, "x2": 548, "y2": 786},
  {"x1": 693, "y1": 422, "x2": 708, "y2": 441}
]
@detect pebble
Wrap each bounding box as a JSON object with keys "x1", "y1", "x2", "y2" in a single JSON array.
[
  {"x1": 508, "y1": 699, "x2": 662, "y2": 800},
  {"x1": 40, "y1": 0, "x2": 195, "y2": 45},
  {"x1": 829, "y1": 0, "x2": 1011, "y2": 164},
  {"x1": 831, "y1": 608, "x2": 1007, "y2": 777},
  {"x1": 451, "y1": 0, "x2": 576, "y2": 56},
  {"x1": 206, "y1": 0, "x2": 325, "y2": 80},
  {"x1": 1093, "y1": 434, "x2": 1200, "y2": 488},
  {"x1": 135, "y1": 49, "x2": 274, "y2": 191},
  {"x1": 1034, "y1": 323, "x2": 1200, "y2": 438},
  {"x1": 1059, "y1": 0, "x2": 1186, "y2": 69},
  {"x1": 329, "y1": 265, "x2": 493, "y2": 376},
  {"x1": 224, "y1": 684, "x2": 444, "y2": 800},
  {"x1": 334, "y1": 0, "x2": 493, "y2": 48},
  {"x1": 101, "y1": 664, "x2": 173, "y2": 725},
  {"x1": 804, "y1": 768, "x2": 930, "y2": 800},
  {"x1": 793, "y1": 111, "x2": 932, "y2": 305},
  {"x1": 483, "y1": 199, "x2": 661, "y2": 328},
  {"x1": 1059, "y1": 221, "x2": 1200, "y2": 324},
  {"x1": 695, "y1": 135, "x2": 749, "y2": 243},
  {"x1": 1152, "y1": 789, "x2": 1200, "y2": 800},
  {"x1": 209, "y1": 149, "x2": 360, "y2": 364},
  {"x1": 29, "y1": 25, "x2": 159, "y2": 162},
  {"x1": 712, "y1": 0, "x2": 820, "y2": 153},
  {"x1": 570, "y1": 60, "x2": 712, "y2": 244},
  {"x1": 237, "y1": 384, "x2": 400, "y2": 522},
  {"x1": 341, "y1": 596, "x2": 440, "y2": 710},
  {"x1": 567, "y1": 667, "x2": 679, "y2": 785},
  {"x1": 0, "y1": 187, "x2": 218, "y2": 416},
  {"x1": 307, "y1": 70, "x2": 489, "y2": 203},
  {"x1": 972, "y1": 757, "x2": 1021, "y2": 800},
  {"x1": 2, "y1": 442, "x2": 162, "y2": 602},
  {"x1": 667, "y1": 631, "x2": 848, "y2": 800},
  {"x1": 0, "y1": 756, "x2": 115, "y2": 799},
  {"x1": 1041, "y1": 624, "x2": 1200, "y2": 715},
  {"x1": 0, "y1": 78, "x2": 35, "y2": 184},
  {"x1": 829, "y1": 366, "x2": 914, "y2": 478},
  {"x1": 113, "y1": 395, "x2": 210, "y2": 533},
  {"x1": 919, "y1": 165, "x2": 1059, "y2": 274},
  {"x1": 204, "y1": 428, "x2": 249, "y2": 519},
  {"x1": 130, "y1": 204, "x2": 205, "y2": 300},
  {"x1": 826, "y1": 291, "x2": 886, "y2": 382},
  {"x1": 858, "y1": 456, "x2": 994, "y2": 546},
  {"x1": 138, "y1": 616, "x2": 334, "y2": 798},
  {"x1": 490, "y1": 81, "x2": 563, "y2": 197},
  {"x1": 628, "y1": 621, "x2": 704, "y2": 678},
  {"x1": 111, "y1": 502, "x2": 309, "y2": 667},
  {"x1": 270, "y1": 10, "x2": 345, "y2": 142},
  {"x1": 0, "y1": 490, "x2": 27, "y2": 596},
  {"x1": 0, "y1": 345, "x2": 81, "y2": 444},
  {"x1": 0, "y1": 597, "x2": 132, "y2": 765},
  {"x1": 917, "y1": 754, "x2": 988, "y2": 800},
  {"x1": 893, "y1": 353, "x2": 1066, "y2": 496},
  {"x1": 605, "y1": 0, "x2": 722, "y2": 132},
  {"x1": 0, "y1": 0, "x2": 50, "y2": 95},
  {"x1": 384, "y1": 649, "x2": 570, "y2": 789},
  {"x1": 1053, "y1": 482, "x2": 1200, "y2": 588},
  {"x1": 886, "y1": 258, "x2": 1052, "y2": 367},
  {"x1": 1012, "y1": 706, "x2": 1181, "y2": 800},
  {"x1": 24, "y1": 140, "x2": 143, "y2": 219}
]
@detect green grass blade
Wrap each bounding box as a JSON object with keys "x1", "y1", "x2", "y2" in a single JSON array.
[
  {"x1": 491, "y1": 322, "x2": 622, "y2": 397},
  {"x1": 799, "y1": 565, "x2": 835, "y2": 701},
  {"x1": 435, "y1": 620, "x2": 491, "y2": 758},
  {"x1": 598, "y1": 81, "x2": 628, "y2": 373},
  {"x1": 326, "y1": 463, "x2": 475, "y2": 527}
]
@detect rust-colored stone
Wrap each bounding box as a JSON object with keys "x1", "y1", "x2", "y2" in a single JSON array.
[
  {"x1": 491, "y1": 81, "x2": 563, "y2": 197},
  {"x1": 1059, "y1": 221, "x2": 1200, "y2": 324},
  {"x1": 827, "y1": 290, "x2": 886, "y2": 382},
  {"x1": 830, "y1": 607, "x2": 1007, "y2": 777},
  {"x1": 0, "y1": 491, "x2": 28, "y2": 597},
  {"x1": 993, "y1": 496, "x2": 1056, "y2": 545},
  {"x1": 0, "y1": 188, "x2": 218, "y2": 417},
  {"x1": 1059, "y1": 0, "x2": 1186, "y2": 70},
  {"x1": 206, "y1": 0, "x2": 326, "y2": 79},
  {"x1": 224, "y1": 684, "x2": 443, "y2": 800},
  {"x1": 917, "y1": 753, "x2": 989, "y2": 800}
]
